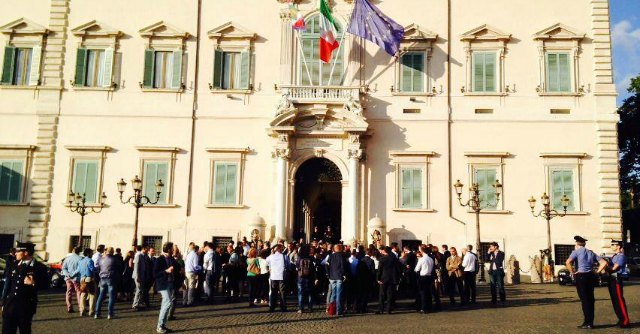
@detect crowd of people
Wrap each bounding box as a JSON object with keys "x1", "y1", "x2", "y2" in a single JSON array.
[
  {"x1": 0, "y1": 234, "x2": 630, "y2": 334},
  {"x1": 53, "y1": 236, "x2": 509, "y2": 333}
]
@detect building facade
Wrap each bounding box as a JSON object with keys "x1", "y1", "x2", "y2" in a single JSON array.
[{"x1": 0, "y1": 0, "x2": 621, "y2": 271}]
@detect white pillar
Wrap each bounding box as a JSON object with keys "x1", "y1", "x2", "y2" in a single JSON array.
[
  {"x1": 274, "y1": 151, "x2": 288, "y2": 240},
  {"x1": 345, "y1": 149, "x2": 362, "y2": 243}
]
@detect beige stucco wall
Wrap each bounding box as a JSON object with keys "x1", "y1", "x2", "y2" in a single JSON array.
[{"x1": 0, "y1": 0, "x2": 620, "y2": 272}]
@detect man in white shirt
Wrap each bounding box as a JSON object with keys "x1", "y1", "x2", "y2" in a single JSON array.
[
  {"x1": 266, "y1": 244, "x2": 288, "y2": 312},
  {"x1": 203, "y1": 242, "x2": 217, "y2": 304},
  {"x1": 414, "y1": 244, "x2": 435, "y2": 313},
  {"x1": 461, "y1": 247, "x2": 478, "y2": 304}
]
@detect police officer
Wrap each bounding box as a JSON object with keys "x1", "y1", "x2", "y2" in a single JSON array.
[
  {"x1": 605, "y1": 240, "x2": 630, "y2": 328},
  {"x1": 565, "y1": 236, "x2": 607, "y2": 330},
  {"x1": 1, "y1": 242, "x2": 48, "y2": 334}
]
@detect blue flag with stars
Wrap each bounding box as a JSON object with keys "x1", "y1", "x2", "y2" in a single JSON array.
[{"x1": 347, "y1": 0, "x2": 404, "y2": 56}]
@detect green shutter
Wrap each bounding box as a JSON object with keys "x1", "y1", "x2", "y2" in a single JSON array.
[
  {"x1": 73, "y1": 161, "x2": 99, "y2": 203},
  {"x1": 476, "y1": 168, "x2": 497, "y2": 209},
  {"x1": 74, "y1": 48, "x2": 88, "y2": 87},
  {"x1": 558, "y1": 53, "x2": 571, "y2": 92},
  {"x1": 142, "y1": 49, "x2": 155, "y2": 88},
  {"x1": 214, "y1": 163, "x2": 227, "y2": 204},
  {"x1": 1, "y1": 46, "x2": 16, "y2": 85},
  {"x1": 401, "y1": 54, "x2": 412, "y2": 92},
  {"x1": 547, "y1": 53, "x2": 558, "y2": 92},
  {"x1": 412, "y1": 168, "x2": 422, "y2": 207},
  {"x1": 144, "y1": 162, "x2": 168, "y2": 204},
  {"x1": 28, "y1": 46, "x2": 41, "y2": 86},
  {"x1": 0, "y1": 160, "x2": 23, "y2": 202},
  {"x1": 239, "y1": 50, "x2": 250, "y2": 90},
  {"x1": 102, "y1": 47, "x2": 114, "y2": 88},
  {"x1": 225, "y1": 164, "x2": 237, "y2": 204},
  {"x1": 485, "y1": 53, "x2": 496, "y2": 92},
  {"x1": 171, "y1": 50, "x2": 183, "y2": 89},
  {"x1": 400, "y1": 168, "x2": 422, "y2": 208},
  {"x1": 412, "y1": 54, "x2": 424, "y2": 92},
  {"x1": 552, "y1": 170, "x2": 575, "y2": 211},
  {"x1": 213, "y1": 49, "x2": 223, "y2": 89},
  {"x1": 473, "y1": 53, "x2": 484, "y2": 92}
]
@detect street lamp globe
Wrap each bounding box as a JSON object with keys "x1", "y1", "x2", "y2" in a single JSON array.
[
  {"x1": 100, "y1": 192, "x2": 107, "y2": 203},
  {"x1": 560, "y1": 194, "x2": 570, "y2": 209},
  {"x1": 454, "y1": 180, "x2": 463, "y2": 197},
  {"x1": 132, "y1": 175, "x2": 143, "y2": 192},
  {"x1": 74, "y1": 193, "x2": 82, "y2": 204},
  {"x1": 528, "y1": 196, "x2": 537, "y2": 210},
  {"x1": 541, "y1": 193, "x2": 551, "y2": 206},
  {"x1": 67, "y1": 190, "x2": 75, "y2": 204},
  {"x1": 493, "y1": 179, "x2": 503, "y2": 198},
  {"x1": 155, "y1": 179, "x2": 164, "y2": 194},
  {"x1": 117, "y1": 178, "x2": 127, "y2": 194}
]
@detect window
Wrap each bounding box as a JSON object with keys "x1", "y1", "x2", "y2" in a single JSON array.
[
  {"x1": 472, "y1": 52, "x2": 497, "y2": 92},
  {"x1": 0, "y1": 234, "x2": 15, "y2": 255},
  {"x1": 71, "y1": 160, "x2": 100, "y2": 204},
  {"x1": 299, "y1": 14, "x2": 343, "y2": 86},
  {"x1": 480, "y1": 242, "x2": 492, "y2": 257},
  {"x1": 546, "y1": 52, "x2": 571, "y2": 92},
  {"x1": 68, "y1": 236, "x2": 92, "y2": 252},
  {"x1": 74, "y1": 48, "x2": 114, "y2": 88},
  {"x1": 142, "y1": 49, "x2": 183, "y2": 90},
  {"x1": 212, "y1": 162, "x2": 238, "y2": 205},
  {"x1": 142, "y1": 235, "x2": 163, "y2": 251},
  {"x1": 212, "y1": 236, "x2": 233, "y2": 249},
  {"x1": 143, "y1": 161, "x2": 168, "y2": 204},
  {"x1": 551, "y1": 169, "x2": 575, "y2": 211},
  {"x1": 0, "y1": 160, "x2": 24, "y2": 203},
  {"x1": 554, "y1": 244, "x2": 574, "y2": 265},
  {"x1": 400, "y1": 167, "x2": 422, "y2": 208},
  {"x1": 475, "y1": 168, "x2": 498, "y2": 210},
  {"x1": 400, "y1": 52, "x2": 424, "y2": 92},
  {"x1": 1, "y1": 46, "x2": 39, "y2": 86},
  {"x1": 212, "y1": 50, "x2": 250, "y2": 90}
]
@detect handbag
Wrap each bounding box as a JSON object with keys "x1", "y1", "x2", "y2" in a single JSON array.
[{"x1": 247, "y1": 259, "x2": 260, "y2": 275}]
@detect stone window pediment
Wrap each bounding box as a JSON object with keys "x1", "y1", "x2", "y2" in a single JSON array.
[
  {"x1": 71, "y1": 21, "x2": 123, "y2": 90},
  {"x1": 208, "y1": 21, "x2": 256, "y2": 45},
  {"x1": 72, "y1": 20, "x2": 122, "y2": 46},
  {"x1": 139, "y1": 21, "x2": 190, "y2": 40},
  {"x1": 1, "y1": 18, "x2": 48, "y2": 87},
  {"x1": 138, "y1": 21, "x2": 189, "y2": 92},
  {"x1": 0, "y1": 18, "x2": 48, "y2": 38},
  {"x1": 533, "y1": 23, "x2": 585, "y2": 42},
  {"x1": 460, "y1": 24, "x2": 512, "y2": 95},
  {"x1": 394, "y1": 24, "x2": 438, "y2": 96},
  {"x1": 208, "y1": 22, "x2": 257, "y2": 94},
  {"x1": 461, "y1": 24, "x2": 511, "y2": 43}
]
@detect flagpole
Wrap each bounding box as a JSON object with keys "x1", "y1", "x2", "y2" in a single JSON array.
[
  {"x1": 295, "y1": 29, "x2": 314, "y2": 86},
  {"x1": 327, "y1": 2, "x2": 356, "y2": 86}
]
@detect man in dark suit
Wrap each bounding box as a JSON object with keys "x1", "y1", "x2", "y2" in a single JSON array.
[
  {"x1": 486, "y1": 241, "x2": 506, "y2": 305},
  {"x1": 2, "y1": 242, "x2": 48, "y2": 334},
  {"x1": 376, "y1": 246, "x2": 401, "y2": 314}
]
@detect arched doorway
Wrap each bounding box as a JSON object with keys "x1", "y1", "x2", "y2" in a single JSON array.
[{"x1": 294, "y1": 158, "x2": 342, "y2": 243}]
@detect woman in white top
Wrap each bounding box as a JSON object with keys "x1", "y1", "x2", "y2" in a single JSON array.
[{"x1": 257, "y1": 249, "x2": 270, "y2": 304}]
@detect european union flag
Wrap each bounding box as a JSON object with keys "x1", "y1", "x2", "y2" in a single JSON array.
[{"x1": 347, "y1": 0, "x2": 404, "y2": 57}]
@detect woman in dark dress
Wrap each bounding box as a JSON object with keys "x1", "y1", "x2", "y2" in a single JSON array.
[{"x1": 122, "y1": 250, "x2": 135, "y2": 301}]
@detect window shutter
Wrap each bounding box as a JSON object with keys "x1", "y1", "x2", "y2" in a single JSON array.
[
  {"x1": 144, "y1": 162, "x2": 158, "y2": 201},
  {"x1": 171, "y1": 49, "x2": 183, "y2": 89},
  {"x1": 1, "y1": 46, "x2": 16, "y2": 85},
  {"x1": 156, "y1": 163, "x2": 168, "y2": 204},
  {"x1": 225, "y1": 164, "x2": 237, "y2": 204},
  {"x1": 239, "y1": 50, "x2": 250, "y2": 90},
  {"x1": 400, "y1": 54, "x2": 412, "y2": 92},
  {"x1": 547, "y1": 53, "x2": 558, "y2": 92},
  {"x1": 0, "y1": 160, "x2": 23, "y2": 202},
  {"x1": 558, "y1": 53, "x2": 571, "y2": 92},
  {"x1": 73, "y1": 161, "x2": 87, "y2": 196},
  {"x1": 73, "y1": 161, "x2": 99, "y2": 203},
  {"x1": 74, "y1": 48, "x2": 88, "y2": 87},
  {"x1": 101, "y1": 47, "x2": 114, "y2": 88},
  {"x1": 142, "y1": 49, "x2": 155, "y2": 88},
  {"x1": 28, "y1": 45, "x2": 41, "y2": 86},
  {"x1": 473, "y1": 53, "x2": 484, "y2": 92},
  {"x1": 412, "y1": 168, "x2": 422, "y2": 207},
  {"x1": 485, "y1": 53, "x2": 496, "y2": 92},
  {"x1": 401, "y1": 169, "x2": 411, "y2": 207},
  {"x1": 214, "y1": 163, "x2": 227, "y2": 204},
  {"x1": 412, "y1": 54, "x2": 424, "y2": 92},
  {"x1": 476, "y1": 169, "x2": 497, "y2": 209},
  {"x1": 213, "y1": 49, "x2": 223, "y2": 89}
]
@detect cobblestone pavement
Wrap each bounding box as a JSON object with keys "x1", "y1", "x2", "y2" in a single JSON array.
[{"x1": 6, "y1": 281, "x2": 640, "y2": 334}]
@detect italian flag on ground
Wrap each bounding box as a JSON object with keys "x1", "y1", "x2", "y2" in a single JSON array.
[{"x1": 319, "y1": 0, "x2": 339, "y2": 63}]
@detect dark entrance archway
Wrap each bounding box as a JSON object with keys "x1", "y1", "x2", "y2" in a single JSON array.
[{"x1": 294, "y1": 158, "x2": 342, "y2": 243}]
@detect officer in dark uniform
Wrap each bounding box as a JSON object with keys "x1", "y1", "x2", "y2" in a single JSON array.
[
  {"x1": 565, "y1": 236, "x2": 607, "y2": 330},
  {"x1": 605, "y1": 240, "x2": 630, "y2": 328},
  {"x1": 1, "y1": 242, "x2": 48, "y2": 334}
]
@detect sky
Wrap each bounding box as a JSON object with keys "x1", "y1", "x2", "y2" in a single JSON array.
[{"x1": 611, "y1": 0, "x2": 640, "y2": 105}]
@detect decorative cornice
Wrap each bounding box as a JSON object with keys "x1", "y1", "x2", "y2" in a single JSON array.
[
  {"x1": 533, "y1": 23, "x2": 585, "y2": 41},
  {"x1": 0, "y1": 145, "x2": 37, "y2": 151},
  {"x1": 464, "y1": 152, "x2": 510, "y2": 158},
  {"x1": 205, "y1": 147, "x2": 251, "y2": 153},
  {"x1": 461, "y1": 24, "x2": 511, "y2": 42},
  {"x1": 208, "y1": 21, "x2": 256, "y2": 41},
  {"x1": 135, "y1": 146, "x2": 180, "y2": 153},
  {"x1": 402, "y1": 24, "x2": 438, "y2": 42},
  {"x1": 71, "y1": 20, "x2": 122, "y2": 38},
  {"x1": 539, "y1": 152, "x2": 588, "y2": 158},
  {"x1": 65, "y1": 145, "x2": 112, "y2": 152},
  {"x1": 139, "y1": 21, "x2": 190, "y2": 39},
  {"x1": 389, "y1": 151, "x2": 437, "y2": 157},
  {"x1": 0, "y1": 18, "x2": 48, "y2": 35}
]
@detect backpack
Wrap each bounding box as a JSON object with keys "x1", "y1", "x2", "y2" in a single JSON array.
[{"x1": 299, "y1": 258, "x2": 312, "y2": 278}]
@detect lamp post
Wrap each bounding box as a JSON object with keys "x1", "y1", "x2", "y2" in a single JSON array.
[
  {"x1": 68, "y1": 191, "x2": 107, "y2": 248},
  {"x1": 454, "y1": 178, "x2": 502, "y2": 282},
  {"x1": 528, "y1": 192, "x2": 569, "y2": 281},
  {"x1": 118, "y1": 175, "x2": 164, "y2": 247}
]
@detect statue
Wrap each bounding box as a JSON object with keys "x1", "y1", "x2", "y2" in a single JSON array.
[
  {"x1": 275, "y1": 91, "x2": 294, "y2": 116},
  {"x1": 505, "y1": 255, "x2": 520, "y2": 284},
  {"x1": 530, "y1": 255, "x2": 542, "y2": 283},
  {"x1": 371, "y1": 229, "x2": 382, "y2": 245},
  {"x1": 250, "y1": 228, "x2": 260, "y2": 242},
  {"x1": 344, "y1": 95, "x2": 363, "y2": 116}
]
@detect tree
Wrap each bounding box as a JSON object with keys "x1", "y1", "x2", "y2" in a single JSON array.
[{"x1": 618, "y1": 75, "x2": 640, "y2": 209}]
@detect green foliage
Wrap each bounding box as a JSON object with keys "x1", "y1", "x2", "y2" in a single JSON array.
[{"x1": 618, "y1": 74, "x2": 640, "y2": 209}]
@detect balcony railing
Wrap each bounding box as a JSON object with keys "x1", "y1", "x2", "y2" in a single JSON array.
[{"x1": 279, "y1": 85, "x2": 362, "y2": 103}]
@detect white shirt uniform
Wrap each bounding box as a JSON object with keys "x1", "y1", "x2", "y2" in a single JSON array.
[
  {"x1": 414, "y1": 255, "x2": 435, "y2": 276},
  {"x1": 462, "y1": 252, "x2": 477, "y2": 272}
]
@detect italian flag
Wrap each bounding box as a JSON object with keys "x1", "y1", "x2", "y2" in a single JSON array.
[{"x1": 319, "y1": 0, "x2": 339, "y2": 63}]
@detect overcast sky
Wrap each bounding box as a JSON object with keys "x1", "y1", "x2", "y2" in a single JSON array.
[{"x1": 611, "y1": 0, "x2": 640, "y2": 105}]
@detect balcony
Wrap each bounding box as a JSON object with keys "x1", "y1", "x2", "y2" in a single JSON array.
[{"x1": 278, "y1": 85, "x2": 362, "y2": 104}]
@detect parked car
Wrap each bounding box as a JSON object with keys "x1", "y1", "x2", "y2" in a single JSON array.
[
  {"x1": 628, "y1": 257, "x2": 640, "y2": 277},
  {"x1": 557, "y1": 268, "x2": 608, "y2": 286}
]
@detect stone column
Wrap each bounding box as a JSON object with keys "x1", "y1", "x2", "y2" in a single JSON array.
[
  {"x1": 279, "y1": 7, "x2": 294, "y2": 85},
  {"x1": 345, "y1": 148, "x2": 362, "y2": 243},
  {"x1": 272, "y1": 130, "x2": 291, "y2": 241}
]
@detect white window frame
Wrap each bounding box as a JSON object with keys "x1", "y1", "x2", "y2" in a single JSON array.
[
  {"x1": 0, "y1": 145, "x2": 35, "y2": 206},
  {"x1": 471, "y1": 165, "x2": 500, "y2": 211},
  {"x1": 471, "y1": 51, "x2": 498, "y2": 93},
  {"x1": 211, "y1": 161, "x2": 240, "y2": 206},
  {"x1": 390, "y1": 151, "x2": 435, "y2": 212},
  {"x1": 397, "y1": 51, "x2": 427, "y2": 93},
  {"x1": 541, "y1": 153, "x2": 586, "y2": 214},
  {"x1": 460, "y1": 25, "x2": 510, "y2": 96},
  {"x1": 136, "y1": 147, "x2": 179, "y2": 207},
  {"x1": 533, "y1": 23, "x2": 584, "y2": 96},
  {"x1": 465, "y1": 152, "x2": 510, "y2": 213},
  {"x1": 542, "y1": 50, "x2": 575, "y2": 94},
  {"x1": 65, "y1": 146, "x2": 111, "y2": 207},
  {"x1": 206, "y1": 148, "x2": 249, "y2": 209}
]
